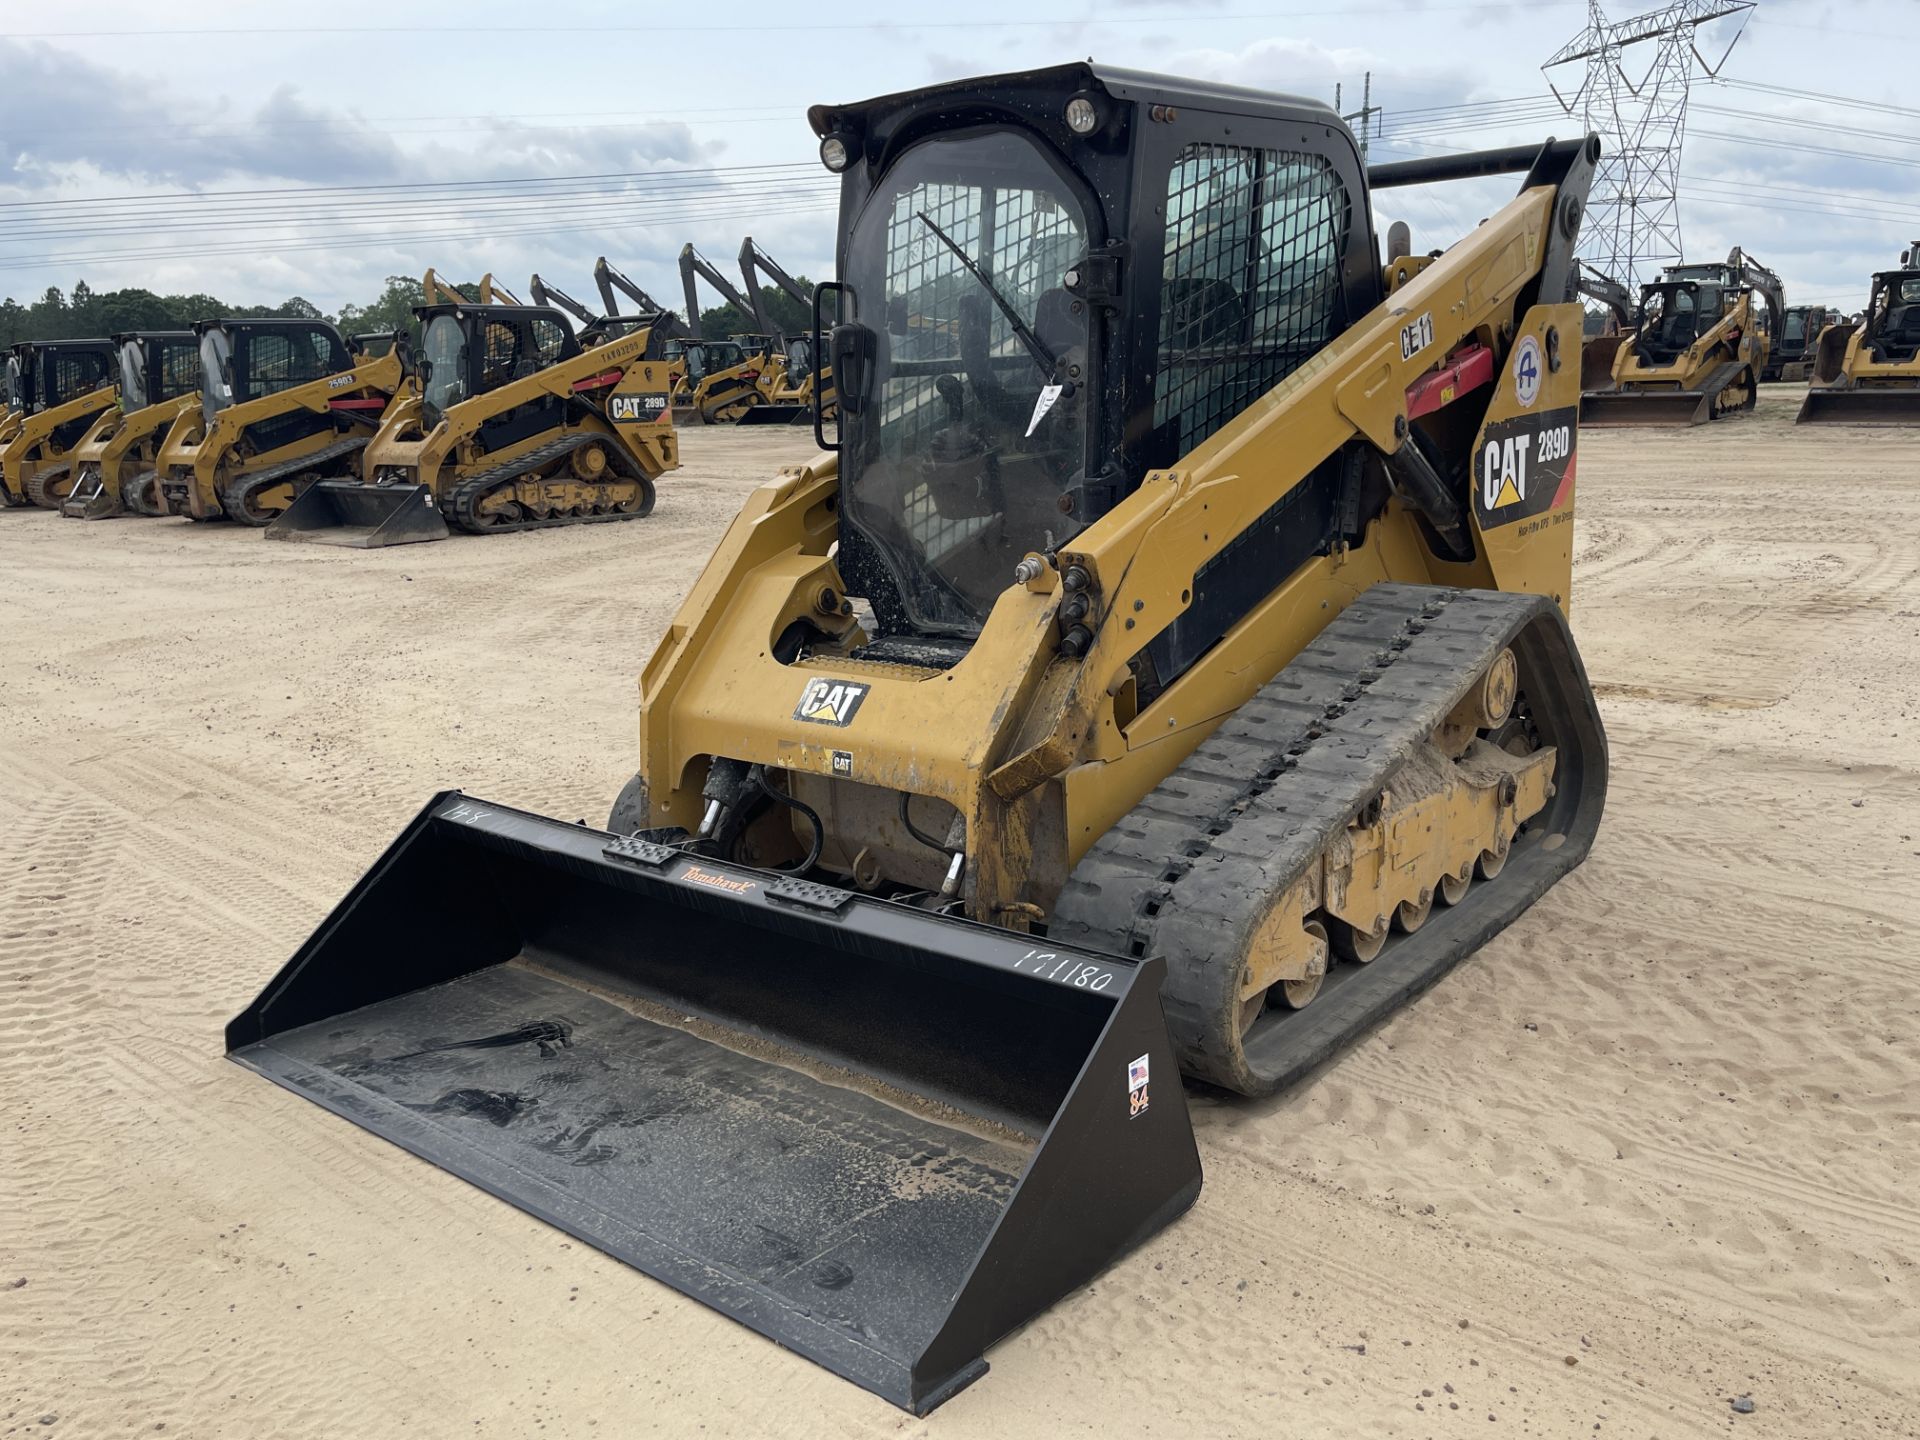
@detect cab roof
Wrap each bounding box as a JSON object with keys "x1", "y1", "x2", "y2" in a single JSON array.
[{"x1": 809, "y1": 60, "x2": 1338, "y2": 137}]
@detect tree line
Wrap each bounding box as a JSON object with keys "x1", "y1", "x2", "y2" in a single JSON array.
[{"x1": 0, "y1": 272, "x2": 822, "y2": 353}]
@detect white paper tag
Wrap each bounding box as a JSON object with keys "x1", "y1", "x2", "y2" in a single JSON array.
[{"x1": 1025, "y1": 383, "x2": 1064, "y2": 438}]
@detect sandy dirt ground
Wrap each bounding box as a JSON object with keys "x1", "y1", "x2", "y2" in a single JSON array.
[{"x1": 3, "y1": 396, "x2": 1917, "y2": 1438}]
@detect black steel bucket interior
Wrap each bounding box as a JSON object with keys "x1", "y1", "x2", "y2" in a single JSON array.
[
  {"x1": 228, "y1": 794, "x2": 1200, "y2": 1413},
  {"x1": 265, "y1": 479, "x2": 449, "y2": 547}
]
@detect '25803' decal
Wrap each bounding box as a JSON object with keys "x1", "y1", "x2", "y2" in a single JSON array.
[{"x1": 1474, "y1": 405, "x2": 1577, "y2": 529}]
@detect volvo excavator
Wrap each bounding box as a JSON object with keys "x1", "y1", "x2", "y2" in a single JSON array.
[
  {"x1": 735, "y1": 236, "x2": 835, "y2": 425},
  {"x1": 1582, "y1": 247, "x2": 1783, "y2": 426},
  {"x1": 1575, "y1": 261, "x2": 1634, "y2": 393},
  {"x1": 59, "y1": 331, "x2": 203, "y2": 519},
  {"x1": 1798, "y1": 243, "x2": 1920, "y2": 425},
  {"x1": 0, "y1": 338, "x2": 119, "y2": 509},
  {"x1": 154, "y1": 319, "x2": 408, "y2": 525},
  {"x1": 265, "y1": 295, "x2": 677, "y2": 546},
  {"x1": 229, "y1": 65, "x2": 1608, "y2": 1414}
]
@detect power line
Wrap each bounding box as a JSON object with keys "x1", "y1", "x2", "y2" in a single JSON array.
[
  {"x1": 0, "y1": 199, "x2": 839, "y2": 272},
  {"x1": 0, "y1": 5, "x2": 1553, "y2": 38},
  {"x1": 0, "y1": 161, "x2": 817, "y2": 211}
]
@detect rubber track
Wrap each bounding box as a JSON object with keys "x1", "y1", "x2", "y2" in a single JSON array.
[
  {"x1": 1051, "y1": 582, "x2": 1583, "y2": 1095},
  {"x1": 443, "y1": 430, "x2": 656, "y2": 536},
  {"x1": 23, "y1": 463, "x2": 73, "y2": 509},
  {"x1": 220, "y1": 436, "x2": 371, "y2": 525}
]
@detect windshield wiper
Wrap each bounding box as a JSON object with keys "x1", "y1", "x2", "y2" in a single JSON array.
[{"x1": 915, "y1": 211, "x2": 1058, "y2": 378}]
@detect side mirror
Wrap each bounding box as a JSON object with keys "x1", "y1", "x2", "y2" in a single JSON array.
[{"x1": 831, "y1": 322, "x2": 875, "y2": 418}]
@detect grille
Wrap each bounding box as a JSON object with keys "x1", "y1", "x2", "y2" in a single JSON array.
[{"x1": 1154, "y1": 144, "x2": 1346, "y2": 457}]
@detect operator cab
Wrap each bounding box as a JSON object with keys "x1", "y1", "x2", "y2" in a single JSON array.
[
  {"x1": 412, "y1": 303, "x2": 578, "y2": 423},
  {"x1": 1632, "y1": 281, "x2": 1726, "y2": 365},
  {"x1": 115, "y1": 332, "x2": 199, "y2": 412},
  {"x1": 1866, "y1": 272, "x2": 1920, "y2": 362},
  {"x1": 812, "y1": 62, "x2": 1376, "y2": 668},
  {"x1": 196, "y1": 319, "x2": 355, "y2": 419}
]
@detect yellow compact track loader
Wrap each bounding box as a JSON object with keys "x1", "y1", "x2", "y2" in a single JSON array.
[
  {"x1": 229, "y1": 65, "x2": 1607, "y2": 1414},
  {"x1": 155, "y1": 319, "x2": 407, "y2": 525},
  {"x1": 1582, "y1": 247, "x2": 1783, "y2": 426},
  {"x1": 1764, "y1": 304, "x2": 1832, "y2": 384},
  {"x1": 677, "y1": 243, "x2": 784, "y2": 422},
  {"x1": 735, "y1": 236, "x2": 836, "y2": 426},
  {"x1": 0, "y1": 339, "x2": 119, "y2": 509},
  {"x1": 1798, "y1": 244, "x2": 1920, "y2": 425},
  {"x1": 59, "y1": 332, "x2": 203, "y2": 519},
  {"x1": 265, "y1": 298, "x2": 677, "y2": 546}
]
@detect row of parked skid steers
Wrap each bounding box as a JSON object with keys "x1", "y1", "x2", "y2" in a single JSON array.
[
  {"x1": 1573, "y1": 241, "x2": 1920, "y2": 428},
  {"x1": 0, "y1": 249, "x2": 835, "y2": 547}
]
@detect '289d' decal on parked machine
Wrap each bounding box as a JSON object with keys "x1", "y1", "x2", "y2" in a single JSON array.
[{"x1": 1474, "y1": 404, "x2": 1576, "y2": 530}]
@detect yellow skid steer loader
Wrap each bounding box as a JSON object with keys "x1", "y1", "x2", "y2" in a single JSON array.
[
  {"x1": 229, "y1": 65, "x2": 1607, "y2": 1414},
  {"x1": 155, "y1": 319, "x2": 408, "y2": 525},
  {"x1": 265, "y1": 299, "x2": 676, "y2": 546},
  {"x1": 1797, "y1": 245, "x2": 1920, "y2": 425},
  {"x1": 0, "y1": 339, "x2": 119, "y2": 509},
  {"x1": 59, "y1": 332, "x2": 203, "y2": 519},
  {"x1": 1582, "y1": 247, "x2": 1782, "y2": 426}
]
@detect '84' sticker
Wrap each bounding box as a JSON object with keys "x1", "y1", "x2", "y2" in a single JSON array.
[{"x1": 1512, "y1": 334, "x2": 1544, "y2": 408}]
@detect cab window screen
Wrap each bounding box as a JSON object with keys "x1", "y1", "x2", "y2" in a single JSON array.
[
  {"x1": 532, "y1": 316, "x2": 568, "y2": 366},
  {"x1": 51, "y1": 351, "x2": 111, "y2": 404},
  {"x1": 157, "y1": 340, "x2": 199, "y2": 400},
  {"x1": 1154, "y1": 144, "x2": 1345, "y2": 457},
  {"x1": 241, "y1": 329, "x2": 340, "y2": 400},
  {"x1": 481, "y1": 322, "x2": 524, "y2": 387}
]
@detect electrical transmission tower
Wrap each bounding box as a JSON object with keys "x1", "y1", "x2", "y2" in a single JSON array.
[{"x1": 1544, "y1": 0, "x2": 1754, "y2": 290}]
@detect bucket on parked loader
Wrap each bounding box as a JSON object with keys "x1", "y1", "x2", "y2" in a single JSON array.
[
  {"x1": 226, "y1": 793, "x2": 1201, "y2": 1414},
  {"x1": 265, "y1": 479, "x2": 450, "y2": 547}
]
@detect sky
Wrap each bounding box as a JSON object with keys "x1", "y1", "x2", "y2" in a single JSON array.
[{"x1": 0, "y1": 0, "x2": 1914, "y2": 319}]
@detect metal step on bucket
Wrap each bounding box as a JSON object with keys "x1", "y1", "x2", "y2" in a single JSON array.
[
  {"x1": 265, "y1": 479, "x2": 451, "y2": 547},
  {"x1": 1796, "y1": 385, "x2": 1920, "y2": 426},
  {"x1": 226, "y1": 793, "x2": 1201, "y2": 1414}
]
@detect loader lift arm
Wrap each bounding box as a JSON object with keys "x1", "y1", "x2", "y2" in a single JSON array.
[
  {"x1": 594, "y1": 257, "x2": 687, "y2": 340},
  {"x1": 679, "y1": 243, "x2": 757, "y2": 341},
  {"x1": 737, "y1": 236, "x2": 816, "y2": 336}
]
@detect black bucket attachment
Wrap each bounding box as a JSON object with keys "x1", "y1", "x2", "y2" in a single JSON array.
[
  {"x1": 1580, "y1": 386, "x2": 1713, "y2": 428},
  {"x1": 1795, "y1": 385, "x2": 1920, "y2": 426},
  {"x1": 735, "y1": 401, "x2": 810, "y2": 426},
  {"x1": 226, "y1": 794, "x2": 1201, "y2": 1413},
  {"x1": 265, "y1": 478, "x2": 450, "y2": 547}
]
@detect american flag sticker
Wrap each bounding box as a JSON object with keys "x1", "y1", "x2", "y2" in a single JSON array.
[{"x1": 1128, "y1": 1055, "x2": 1150, "y2": 1090}]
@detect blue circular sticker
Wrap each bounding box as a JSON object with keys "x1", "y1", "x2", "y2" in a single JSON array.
[{"x1": 1513, "y1": 335, "x2": 1543, "y2": 408}]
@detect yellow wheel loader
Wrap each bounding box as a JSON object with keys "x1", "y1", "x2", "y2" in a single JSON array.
[
  {"x1": 734, "y1": 236, "x2": 837, "y2": 426},
  {"x1": 155, "y1": 319, "x2": 407, "y2": 525},
  {"x1": 1582, "y1": 247, "x2": 1783, "y2": 426},
  {"x1": 265, "y1": 299, "x2": 677, "y2": 546},
  {"x1": 59, "y1": 332, "x2": 203, "y2": 519},
  {"x1": 0, "y1": 339, "x2": 119, "y2": 509},
  {"x1": 228, "y1": 65, "x2": 1607, "y2": 1414},
  {"x1": 1797, "y1": 245, "x2": 1920, "y2": 425}
]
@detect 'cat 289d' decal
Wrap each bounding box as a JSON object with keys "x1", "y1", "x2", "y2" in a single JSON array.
[{"x1": 1474, "y1": 405, "x2": 1577, "y2": 529}]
